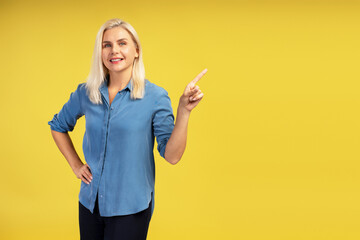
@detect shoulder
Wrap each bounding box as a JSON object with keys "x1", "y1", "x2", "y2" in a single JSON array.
[
  {"x1": 67, "y1": 82, "x2": 88, "y2": 105},
  {"x1": 77, "y1": 82, "x2": 86, "y2": 91},
  {"x1": 144, "y1": 79, "x2": 169, "y2": 97},
  {"x1": 144, "y1": 80, "x2": 173, "y2": 109},
  {"x1": 73, "y1": 82, "x2": 87, "y2": 97}
]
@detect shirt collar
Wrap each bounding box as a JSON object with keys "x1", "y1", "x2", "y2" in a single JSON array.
[
  {"x1": 99, "y1": 75, "x2": 132, "y2": 106},
  {"x1": 99, "y1": 75, "x2": 133, "y2": 93}
]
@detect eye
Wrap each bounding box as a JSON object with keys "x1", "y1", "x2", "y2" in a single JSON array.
[
  {"x1": 103, "y1": 43, "x2": 111, "y2": 48},
  {"x1": 120, "y1": 42, "x2": 126, "y2": 46}
]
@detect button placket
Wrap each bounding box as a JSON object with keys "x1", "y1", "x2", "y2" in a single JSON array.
[
  {"x1": 97, "y1": 103, "x2": 111, "y2": 213},
  {"x1": 96, "y1": 89, "x2": 128, "y2": 215}
]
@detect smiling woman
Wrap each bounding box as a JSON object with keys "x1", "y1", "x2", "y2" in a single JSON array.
[
  {"x1": 48, "y1": 18, "x2": 206, "y2": 240},
  {"x1": 86, "y1": 19, "x2": 145, "y2": 103},
  {"x1": 101, "y1": 28, "x2": 139, "y2": 91}
]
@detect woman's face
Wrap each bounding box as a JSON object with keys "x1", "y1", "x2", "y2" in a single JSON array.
[{"x1": 101, "y1": 27, "x2": 139, "y2": 75}]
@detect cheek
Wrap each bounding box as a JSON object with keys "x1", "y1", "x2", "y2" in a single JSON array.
[
  {"x1": 123, "y1": 47, "x2": 136, "y2": 55},
  {"x1": 101, "y1": 51, "x2": 109, "y2": 65},
  {"x1": 101, "y1": 51, "x2": 106, "y2": 61},
  {"x1": 122, "y1": 48, "x2": 130, "y2": 55}
]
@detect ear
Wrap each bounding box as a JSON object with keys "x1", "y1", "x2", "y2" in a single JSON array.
[{"x1": 135, "y1": 48, "x2": 139, "y2": 58}]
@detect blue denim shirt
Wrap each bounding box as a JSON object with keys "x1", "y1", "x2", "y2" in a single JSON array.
[{"x1": 48, "y1": 77, "x2": 175, "y2": 217}]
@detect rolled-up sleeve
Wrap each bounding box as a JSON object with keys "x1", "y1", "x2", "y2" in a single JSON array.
[
  {"x1": 152, "y1": 89, "x2": 175, "y2": 158},
  {"x1": 48, "y1": 84, "x2": 84, "y2": 133}
]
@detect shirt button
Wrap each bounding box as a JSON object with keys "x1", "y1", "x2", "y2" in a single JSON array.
[
  {"x1": 110, "y1": 107, "x2": 113, "y2": 110},
  {"x1": 100, "y1": 195, "x2": 103, "y2": 198}
]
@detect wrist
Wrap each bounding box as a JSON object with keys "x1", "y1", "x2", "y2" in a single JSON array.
[
  {"x1": 71, "y1": 159, "x2": 84, "y2": 172},
  {"x1": 177, "y1": 106, "x2": 191, "y2": 117}
]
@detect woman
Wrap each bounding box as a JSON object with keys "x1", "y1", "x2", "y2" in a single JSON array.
[{"x1": 48, "y1": 18, "x2": 206, "y2": 240}]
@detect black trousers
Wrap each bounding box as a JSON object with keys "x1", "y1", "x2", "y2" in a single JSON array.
[{"x1": 79, "y1": 194, "x2": 152, "y2": 240}]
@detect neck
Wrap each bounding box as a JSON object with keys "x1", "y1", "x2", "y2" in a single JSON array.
[{"x1": 108, "y1": 67, "x2": 132, "y2": 90}]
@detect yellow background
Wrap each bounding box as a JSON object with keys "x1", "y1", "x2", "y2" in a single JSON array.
[{"x1": 1, "y1": 0, "x2": 359, "y2": 239}]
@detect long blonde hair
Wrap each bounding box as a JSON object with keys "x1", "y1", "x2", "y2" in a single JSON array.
[{"x1": 85, "y1": 18, "x2": 145, "y2": 104}]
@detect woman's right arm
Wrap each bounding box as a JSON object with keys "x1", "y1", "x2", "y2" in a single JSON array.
[{"x1": 51, "y1": 130, "x2": 92, "y2": 184}]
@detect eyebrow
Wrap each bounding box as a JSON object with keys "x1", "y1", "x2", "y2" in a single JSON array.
[{"x1": 102, "y1": 38, "x2": 128, "y2": 43}]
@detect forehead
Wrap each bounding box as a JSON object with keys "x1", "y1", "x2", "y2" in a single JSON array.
[{"x1": 102, "y1": 27, "x2": 133, "y2": 41}]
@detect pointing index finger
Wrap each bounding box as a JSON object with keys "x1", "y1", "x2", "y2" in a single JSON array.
[{"x1": 191, "y1": 68, "x2": 208, "y2": 85}]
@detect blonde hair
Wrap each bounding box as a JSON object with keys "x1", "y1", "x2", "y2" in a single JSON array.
[{"x1": 85, "y1": 18, "x2": 145, "y2": 104}]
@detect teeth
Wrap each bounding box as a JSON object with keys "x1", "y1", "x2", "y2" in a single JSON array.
[{"x1": 110, "y1": 58, "x2": 123, "y2": 62}]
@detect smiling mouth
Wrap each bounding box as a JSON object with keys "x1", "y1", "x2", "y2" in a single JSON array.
[{"x1": 110, "y1": 58, "x2": 124, "y2": 62}]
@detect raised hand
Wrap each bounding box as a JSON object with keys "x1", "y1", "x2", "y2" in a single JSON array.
[{"x1": 179, "y1": 69, "x2": 207, "y2": 112}]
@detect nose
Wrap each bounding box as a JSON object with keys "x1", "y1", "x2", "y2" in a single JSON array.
[{"x1": 111, "y1": 44, "x2": 120, "y2": 54}]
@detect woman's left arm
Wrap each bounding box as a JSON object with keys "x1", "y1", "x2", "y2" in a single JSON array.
[{"x1": 164, "y1": 69, "x2": 207, "y2": 165}]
